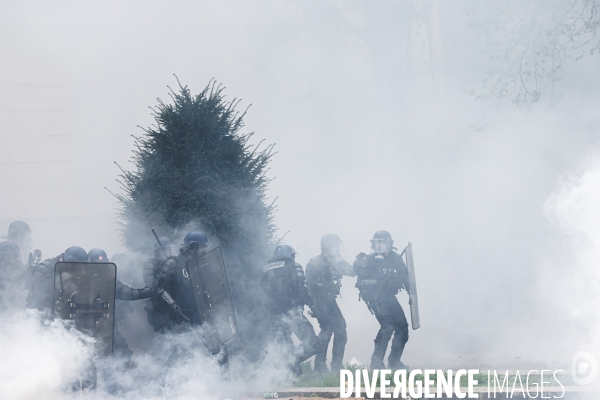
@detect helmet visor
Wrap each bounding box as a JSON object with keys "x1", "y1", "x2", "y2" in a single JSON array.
[
  {"x1": 371, "y1": 238, "x2": 391, "y2": 254},
  {"x1": 324, "y1": 241, "x2": 343, "y2": 258},
  {"x1": 165, "y1": 245, "x2": 176, "y2": 257}
]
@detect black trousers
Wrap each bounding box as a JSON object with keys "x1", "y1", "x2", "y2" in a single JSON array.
[
  {"x1": 314, "y1": 298, "x2": 347, "y2": 370},
  {"x1": 369, "y1": 296, "x2": 409, "y2": 369},
  {"x1": 270, "y1": 306, "x2": 318, "y2": 367}
]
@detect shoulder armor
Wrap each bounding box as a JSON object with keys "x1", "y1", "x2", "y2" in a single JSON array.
[
  {"x1": 34, "y1": 260, "x2": 53, "y2": 276},
  {"x1": 295, "y1": 262, "x2": 305, "y2": 277},
  {"x1": 306, "y1": 255, "x2": 325, "y2": 269}
]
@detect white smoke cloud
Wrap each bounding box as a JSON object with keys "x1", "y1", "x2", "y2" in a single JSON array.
[
  {"x1": 544, "y1": 150, "x2": 600, "y2": 357},
  {"x1": 4, "y1": 0, "x2": 600, "y2": 395},
  {"x1": 0, "y1": 310, "x2": 93, "y2": 399}
]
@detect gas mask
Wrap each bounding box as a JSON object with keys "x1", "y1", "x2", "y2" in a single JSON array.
[{"x1": 371, "y1": 238, "x2": 391, "y2": 259}]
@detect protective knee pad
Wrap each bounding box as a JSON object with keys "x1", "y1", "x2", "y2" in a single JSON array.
[{"x1": 374, "y1": 325, "x2": 394, "y2": 344}]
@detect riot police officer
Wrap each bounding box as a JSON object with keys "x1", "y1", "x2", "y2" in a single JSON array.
[
  {"x1": 157, "y1": 231, "x2": 229, "y2": 375},
  {"x1": 353, "y1": 230, "x2": 409, "y2": 370},
  {"x1": 142, "y1": 236, "x2": 175, "y2": 331},
  {"x1": 306, "y1": 233, "x2": 356, "y2": 372},
  {"x1": 0, "y1": 240, "x2": 23, "y2": 307},
  {"x1": 26, "y1": 246, "x2": 87, "y2": 313},
  {"x1": 263, "y1": 244, "x2": 318, "y2": 376},
  {"x1": 2, "y1": 221, "x2": 41, "y2": 290},
  {"x1": 3, "y1": 220, "x2": 32, "y2": 262}
]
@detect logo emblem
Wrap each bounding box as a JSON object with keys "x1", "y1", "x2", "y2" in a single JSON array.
[
  {"x1": 573, "y1": 351, "x2": 598, "y2": 385},
  {"x1": 264, "y1": 261, "x2": 286, "y2": 272},
  {"x1": 182, "y1": 268, "x2": 190, "y2": 279}
]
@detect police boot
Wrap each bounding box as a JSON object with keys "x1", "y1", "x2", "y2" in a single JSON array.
[
  {"x1": 369, "y1": 344, "x2": 387, "y2": 370},
  {"x1": 388, "y1": 344, "x2": 408, "y2": 370},
  {"x1": 388, "y1": 326, "x2": 409, "y2": 370},
  {"x1": 388, "y1": 360, "x2": 409, "y2": 370},
  {"x1": 331, "y1": 330, "x2": 347, "y2": 371},
  {"x1": 331, "y1": 347, "x2": 345, "y2": 371},
  {"x1": 370, "y1": 326, "x2": 393, "y2": 369}
]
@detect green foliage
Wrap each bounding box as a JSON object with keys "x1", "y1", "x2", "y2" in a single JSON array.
[{"x1": 114, "y1": 78, "x2": 276, "y2": 307}]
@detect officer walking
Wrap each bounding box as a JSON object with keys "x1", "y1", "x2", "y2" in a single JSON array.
[
  {"x1": 262, "y1": 244, "x2": 318, "y2": 376},
  {"x1": 2, "y1": 220, "x2": 33, "y2": 262},
  {"x1": 353, "y1": 230, "x2": 410, "y2": 370},
  {"x1": 306, "y1": 233, "x2": 356, "y2": 372},
  {"x1": 2, "y1": 221, "x2": 41, "y2": 290}
]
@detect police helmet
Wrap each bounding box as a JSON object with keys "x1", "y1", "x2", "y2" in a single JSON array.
[
  {"x1": 320, "y1": 233, "x2": 341, "y2": 254},
  {"x1": 272, "y1": 244, "x2": 296, "y2": 261},
  {"x1": 3, "y1": 220, "x2": 31, "y2": 241},
  {"x1": 183, "y1": 231, "x2": 208, "y2": 251},
  {"x1": 63, "y1": 246, "x2": 88, "y2": 262},
  {"x1": 88, "y1": 248, "x2": 109, "y2": 263},
  {"x1": 370, "y1": 230, "x2": 394, "y2": 254}
]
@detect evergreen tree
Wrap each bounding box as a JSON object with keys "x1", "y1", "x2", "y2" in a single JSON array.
[{"x1": 114, "y1": 79, "x2": 276, "y2": 348}]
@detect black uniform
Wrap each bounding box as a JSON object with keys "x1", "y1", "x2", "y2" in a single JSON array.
[
  {"x1": 158, "y1": 251, "x2": 228, "y2": 369},
  {"x1": 305, "y1": 254, "x2": 355, "y2": 371},
  {"x1": 142, "y1": 257, "x2": 173, "y2": 331},
  {"x1": 353, "y1": 251, "x2": 409, "y2": 369},
  {"x1": 0, "y1": 241, "x2": 23, "y2": 308},
  {"x1": 263, "y1": 255, "x2": 318, "y2": 375},
  {"x1": 26, "y1": 254, "x2": 62, "y2": 313}
]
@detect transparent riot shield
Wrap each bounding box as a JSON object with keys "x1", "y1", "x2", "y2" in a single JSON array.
[
  {"x1": 53, "y1": 262, "x2": 116, "y2": 356},
  {"x1": 187, "y1": 247, "x2": 238, "y2": 342},
  {"x1": 404, "y1": 243, "x2": 420, "y2": 330}
]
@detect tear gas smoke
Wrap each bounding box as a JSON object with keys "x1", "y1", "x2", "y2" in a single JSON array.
[{"x1": 2, "y1": 0, "x2": 600, "y2": 398}]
